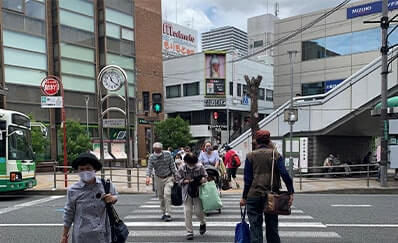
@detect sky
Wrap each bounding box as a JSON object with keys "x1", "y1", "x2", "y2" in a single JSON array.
[{"x1": 161, "y1": 0, "x2": 363, "y2": 36}]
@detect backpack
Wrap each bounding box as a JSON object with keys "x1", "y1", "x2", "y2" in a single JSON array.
[{"x1": 231, "y1": 153, "x2": 241, "y2": 168}]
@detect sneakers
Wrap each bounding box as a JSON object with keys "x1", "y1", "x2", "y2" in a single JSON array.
[
  {"x1": 186, "y1": 232, "x2": 194, "y2": 240},
  {"x1": 199, "y1": 224, "x2": 206, "y2": 235},
  {"x1": 164, "y1": 215, "x2": 172, "y2": 222},
  {"x1": 161, "y1": 214, "x2": 166, "y2": 220}
]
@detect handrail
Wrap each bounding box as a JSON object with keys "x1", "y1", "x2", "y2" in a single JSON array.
[{"x1": 229, "y1": 47, "x2": 398, "y2": 148}]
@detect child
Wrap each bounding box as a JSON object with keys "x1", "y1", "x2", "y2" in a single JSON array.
[{"x1": 176, "y1": 153, "x2": 208, "y2": 240}]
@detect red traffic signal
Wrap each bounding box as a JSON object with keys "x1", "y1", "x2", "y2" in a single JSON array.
[{"x1": 213, "y1": 112, "x2": 218, "y2": 120}]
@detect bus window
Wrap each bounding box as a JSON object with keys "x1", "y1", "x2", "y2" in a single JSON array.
[
  {"x1": 8, "y1": 126, "x2": 33, "y2": 160},
  {"x1": 0, "y1": 121, "x2": 5, "y2": 157}
]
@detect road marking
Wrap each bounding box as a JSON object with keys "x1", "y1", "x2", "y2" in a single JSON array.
[
  {"x1": 124, "y1": 214, "x2": 312, "y2": 220},
  {"x1": 124, "y1": 221, "x2": 326, "y2": 228},
  {"x1": 326, "y1": 224, "x2": 398, "y2": 228},
  {"x1": 128, "y1": 230, "x2": 340, "y2": 238},
  {"x1": 0, "y1": 196, "x2": 64, "y2": 215},
  {"x1": 0, "y1": 224, "x2": 63, "y2": 227},
  {"x1": 132, "y1": 209, "x2": 304, "y2": 214},
  {"x1": 331, "y1": 204, "x2": 372, "y2": 207}
]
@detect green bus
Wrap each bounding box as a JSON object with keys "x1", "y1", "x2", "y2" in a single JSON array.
[{"x1": 0, "y1": 109, "x2": 36, "y2": 192}]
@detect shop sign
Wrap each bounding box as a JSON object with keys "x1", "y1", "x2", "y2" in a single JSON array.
[
  {"x1": 347, "y1": 0, "x2": 398, "y2": 19},
  {"x1": 204, "y1": 98, "x2": 226, "y2": 107}
]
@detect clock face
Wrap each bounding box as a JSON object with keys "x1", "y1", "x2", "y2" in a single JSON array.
[{"x1": 101, "y1": 70, "x2": 124, "y2": 91}]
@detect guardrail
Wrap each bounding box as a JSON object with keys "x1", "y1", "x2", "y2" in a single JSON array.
[
  {"x1": 296, "y1": 163, "x2": 379, "y2": 191},
  {"x1": 52, "y1": 164, "x2": 149, "y2": 192}
]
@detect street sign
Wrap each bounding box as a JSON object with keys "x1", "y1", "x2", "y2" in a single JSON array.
[
  {"x1": 241, "y1": 95, "x2": 249, "y2": 105},
  {"x1": 103, "y1": 119, "x2": 125, "y2": 128},
  {"x1": 41, "y1": 96, "x2": 63, "y2": 108},
  {"x1": 41, "y1": 77, "x2": 60, "y2": 96},
  {"x1": 138, "y1": 118, "x2": 152, "y2": 125}
]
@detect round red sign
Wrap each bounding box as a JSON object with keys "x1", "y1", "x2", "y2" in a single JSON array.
[{"x1": 41, "y1": 77, "x2": 60, "y2": 96}]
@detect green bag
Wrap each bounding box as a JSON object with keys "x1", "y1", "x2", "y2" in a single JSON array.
[{"x1": 199, "y1": 181, "x2": 223, "y2": 213}]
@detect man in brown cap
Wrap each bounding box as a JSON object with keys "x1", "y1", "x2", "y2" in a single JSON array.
[{"x1": 240, "y1": 130, "x2": 294, "y2": 243}]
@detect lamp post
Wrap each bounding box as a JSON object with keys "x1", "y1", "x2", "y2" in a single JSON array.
[
  {"x1": 287, "y1": 50, "x2": 298, "y2": 178},
  {"x1": 84, "y1": 95, "x2": 89, "y2": 136}
]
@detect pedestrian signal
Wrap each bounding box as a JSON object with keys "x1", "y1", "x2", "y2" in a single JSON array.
[{"x1": 152, "y1": 93, "x2": 162, "y2": 113}]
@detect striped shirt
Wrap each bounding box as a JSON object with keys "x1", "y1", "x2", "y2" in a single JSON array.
[{"x1": 146, "y1": 151, "x2": 176, "y2": 177}]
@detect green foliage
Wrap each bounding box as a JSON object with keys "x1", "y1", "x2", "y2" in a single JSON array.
[
  {"x1": 59, "y1": 120, "x2": 92, "y2": 164},
  {"x1": 31, "y1": 126, "x2": 49, "y2": 161},
  {"x1": 154, "y1": 116, "x2": 192, "y2": 149}
]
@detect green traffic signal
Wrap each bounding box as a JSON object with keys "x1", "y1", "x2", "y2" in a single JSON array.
[{"x1": 153, "y1": 103, "x2": 162, "y2": 113}]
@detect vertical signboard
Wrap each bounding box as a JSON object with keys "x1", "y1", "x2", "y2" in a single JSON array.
[
  {"x1": 299, "y1": 137, "x2": 308, "y2": 173},
  {"x1": 204, "y1": 51, "x2": 227, "y2": 106}
]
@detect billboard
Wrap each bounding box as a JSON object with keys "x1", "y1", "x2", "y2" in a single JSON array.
[
  {"x1": 162, "y1": 20, "x2": 198, "y2": 57},
  {"x1": 205, "y1": 52, "x2": 226, "y2": 98}
]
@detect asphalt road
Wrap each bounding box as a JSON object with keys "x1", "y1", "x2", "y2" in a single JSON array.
[{"x1": 0, "y1": 193, "x2": 397, "y2": 242}]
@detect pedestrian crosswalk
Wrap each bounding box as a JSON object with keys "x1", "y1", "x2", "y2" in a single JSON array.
[{"x1": 124, "y1": 194, "x2": 341, "y2": 242}]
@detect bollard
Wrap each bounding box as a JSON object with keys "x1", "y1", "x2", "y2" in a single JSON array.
[
  {"x1": 127, "y1": 169, "x2": 132, "y2": 188},
  {"x1": 137, "y1": 167, "x2": 140, "y2": 192},
  {"x1": 53, "y1": 164, "x2": 57, "y2": 190},
  {"x1": 299, "y1": 167, "x2": 302, "y2": 191},
  {"x1": 110, "y1": 166, "x2": 113, "y2": 181},
  {"x1": 367, "y1": 164, "x2": 370, "y2": 188}
]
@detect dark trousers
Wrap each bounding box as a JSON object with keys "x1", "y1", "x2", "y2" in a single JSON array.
[
  {"x1": 246, "y1": 197, "x2": 280, "y2": 243},
  {"x1": 227, "y1": 168, "x2": 237, "y2": 181}
]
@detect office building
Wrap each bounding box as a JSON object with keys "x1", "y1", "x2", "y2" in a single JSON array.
[{"x1": 202, "y1": 26, "x2": 248, "y2": 56}]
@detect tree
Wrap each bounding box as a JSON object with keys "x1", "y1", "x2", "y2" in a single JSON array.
[
  {"x1": 244, "y1": 75, "x2": 262, "y2": 149},
  {"x1": 28, "y1": 114, "x2": 49, "y2": 162},
  {"x1": 58, "y1": 120, "x2": 92, "y2": 164},
  {"x1": 154, "y1": 116, "x2": 192, "y2": 149}
]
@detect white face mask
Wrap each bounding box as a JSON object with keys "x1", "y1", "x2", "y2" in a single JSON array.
[
  {"x1": 79, "y1": 170, "x2": 96, "y2": 183},
  {"x1": 154, "y1": 152, "x2": 162, "y2": 156}
]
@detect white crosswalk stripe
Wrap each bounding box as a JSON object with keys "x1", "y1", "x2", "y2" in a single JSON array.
[{"x1": 125, "y1": 194, "x2": 341, "y2": 242}]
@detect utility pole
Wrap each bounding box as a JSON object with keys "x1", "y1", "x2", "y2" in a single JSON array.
[
  {"x1": 380, "y1": 0, "x2": 389, "y2": 187},
  {"x1": 288, "y1": 50, "x2": 298, "y2": 178},
  {"x1": 244, "y1": 75, "x2": 262, "y2": 150}
]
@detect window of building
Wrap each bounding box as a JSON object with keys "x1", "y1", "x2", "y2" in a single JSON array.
[
  {"x1": 2, "y1": 0, "x2": 23, "y2": 12},
  {"x1": 59, "y1": 0, "x2": 94, "y2": 17},
  {"x1": 352, "y1": 28, "x2": 380, "y2": 54},
  {"x1": 2, "y1": 8, "x2": 46, "y2": 36},
  {"x1": 229, "y1": 82, "x2": 233, "y2": 96},
  {"x1": 25, "y1": 0, "x2": 45, "y2": 19},
  {"x1": 59, "y1": 9, "x2": 94, "y2": 32},
  {"x1": 183, "y1": 82, "x2": 199, "y2": 96},
  {"x1": 143, "y1": 92, "x2": 150, "y2": 111},
  {"x1": 302, "y1": 38, "x2": 326, "y2": 61},
  {"x1": 107, "y1": 53, "x2": 134, "y2": 70},
  {"x1": 60, "y1": 25, "x2": 95, "y2": 47},
  {"x1": 258, "y1": 88, "x2": 265, "y2": 100},
  {"x1": 192, "y1": 111, "x2": 210, "y2": 125},
  {"x1": 106, "y1": 8, "x2": 134, "y2": 28},
  {"x1": 253, "y1": 40, "x2": 263, "y2": 48},
  {"x1": 105, "y1": 0, "x2": 134, "y2": 15},
  {"x1": 166, "y1": 85, "x2": 181, "y2": 98},
  {"x1": 4, "y1": 48, "x2": 47, "y2": 70},
  {"x1": 237, "y1": 83, "x2": 242, "y2": 97},
  {"x1": 243, "y1": 84, "x2": 250, "y2": 97},
  {"x1": 302, "y1": 82, "x2": 325, "y2": 96},
  {"x1": 3, "y1": 30, "x2": 46, "y2": 53},
  {"x1": 60, "y1": 43, "x2": 95, "y2": 62},
  {"x1": 266, "y1": 89, "x2": 273, "y2": 101}
]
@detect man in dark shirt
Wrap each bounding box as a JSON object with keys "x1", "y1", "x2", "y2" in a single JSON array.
[{"x1": 240, "y1": 130, "x2": 294, "y2": 243}]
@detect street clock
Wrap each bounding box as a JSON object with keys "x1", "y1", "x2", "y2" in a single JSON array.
[{"x1": 99, "y1": 66, "x2": 126, "y2": 91}]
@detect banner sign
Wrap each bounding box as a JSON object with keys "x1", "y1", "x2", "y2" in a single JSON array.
[
  {"x1": 204, "y1": 98, "x2": 226, "y2": 107},
  {"x1": 205, "y1": 52, "x2": 226, "y2": 97},
  {"x1": 206, "y1": 79, "x2": 225, "y2": 96},
  {"x1": 347, "y1": 0, "x2": 398, "y2": 19},
  {"x1": 103, "y1": 119, "x2": 125, "y2": 128},
  {"x1": 41, "y1": 96, "x2": 63, "y2": 108},
  {"x1": 162, "y1": 20, "x2": 198, "y2": 57},
  {"x1": 324, "y1": 79, "x2": 344, "y2": 92}
]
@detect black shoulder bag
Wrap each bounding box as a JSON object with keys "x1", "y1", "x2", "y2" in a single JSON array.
[{"x1": 101, "y1": 179, "x2": 129, "y2": 243}]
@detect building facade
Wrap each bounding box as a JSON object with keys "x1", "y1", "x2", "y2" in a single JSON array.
[
  {"x1": 0, "y1": 0, "x2": 162, "y2": 162},
  {"x1": 273, "y1": 0, "x2": 398, "y2": 107},
  {"x1": 202, "y1": 26, "x2": 248, "y2": 56},
  {"x1": 162, "y1": 20, "x2": 198, "y2": 58},
  {"x1": 247, "y1": 13, "x2": 278, "y2": 58},
  {"x1": 163, "y1": 52, "x2": 273, "y2": 148}
]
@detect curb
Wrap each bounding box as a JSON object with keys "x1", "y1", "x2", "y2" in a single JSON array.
[{"x1": 295, "y1": 188, "x2": 398, "y2": 194}]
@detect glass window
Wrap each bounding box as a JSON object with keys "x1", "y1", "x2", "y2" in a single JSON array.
[
  {"x1": 61, "y1": 59, "x2": 95, "y2": 78},
  {"x1": 2, "y1": 11, "x2": 46, "y2": 35},
  {"x1": 106, "y1": 23, "x2": 120, "y2": 39},
  {"x1": 59, "y1": 0, "x2": 94, "y2": 17},
  {"x1": 325, "y1": 32, "x2": 352, "y2": 57},
  {"x1": 59, "y1": 9, "x2": 94, "y2": 32},
  {"x1": 388, "y1": 25, "x2": 398, "y2": 46},
  {"x1": 352, "y1": 28, "x2": 380, "y2": 54},
  {"x1": 166, "y1": 85, "x2": 181, "y2": 98},
  {"x1": 60, "y1": 43, "x2": 94, "y2": 62},
  {"x1": 302, "y1": 37, "x2": 326, "y2": 61},
  {"x1": 105, "y1": 8, "x2": 134, "y2": 28},
  {"x1": 106, "y1": 38, "x2": 134, "y2": 56},
  {"x1": 125, "y1": 70, "x2": 135, "y2": 85},
  {"x1": 302, "y1": 82, "x2": 325, "y2": 96},
  {"x1": 3, "y1": 30, "x2": 46, "y2": 53},
  {"x1": 258, "y1": 88, "x2": 265, "y2": 100},
  {"x1": 25, "y1": 0, "x2": 45, "y2": 19},
  {"x1": 192, "y1": 111, "x2": 210, "y2": 125},
  {"x1": 254, "y1": 40, "x2": 263, "y2": 48},
  {"x1": 105, "y1": 0, "x2": 133, "y2": 14},
  {"x1": 143, "y1": 92, "x2": 149, "y2": 111},
  {"x1": 2, "y1": 0, "x2": 23, "y2": 12},
  {"x1": 62, "y1": 75, "x2": 95, "y2": 93},
  {"x1": 8, "y1": 126, "x2": 33, "y2": 161},
  {"x1": 60, "y1": 25, "x2": 95, "y2": 47},
  {"x1": 229, "y1": 82, "x2": 233, "y2": 96},
  {"x1": 183, "y1": 82, "x2": 199, "y2": 96},
  {"x1": 237, "y1": 83, "x2": 242, "y2": 97},
  {"x1": 107, "y1": 53, "x2": 134, "y2": 70},
  {"x1": 4, "y1": 66, "x2": 46, "y2": 86},
  {"x1": 121, "y1": 28, "x2": 134, "y2": 41},
  {"x1": 243, "y1": 84, "x2": 249, "y2": 97},
  {"x1": 266, "y1": 89, "x2": 273, "y2": 101},
  {"x1": 4, "y1": 48, "x2": 47, "y2": 70}
]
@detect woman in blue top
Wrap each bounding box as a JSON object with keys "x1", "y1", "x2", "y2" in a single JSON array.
[{"x1": 198, "y1": 142, "x2": 220, "y2": 167}]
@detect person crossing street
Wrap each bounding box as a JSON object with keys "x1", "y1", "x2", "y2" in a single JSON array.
[{"x1": 146, "y1": 142, "x2": 177, "y2": 222}]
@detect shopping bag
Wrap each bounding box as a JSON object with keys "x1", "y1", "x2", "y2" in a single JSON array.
[
  {"x1": 171, "y1": 182, "x2": 183, "y2": 206},
  {"x1": 235, "y1": 206, "x2": 250, "y2": 243},
  {"x1": 221, "y1": 174, "x2": 231, "y2": 191},
  {"x1": 199, "y1": 181, "x2": 222, "y2": 212}
]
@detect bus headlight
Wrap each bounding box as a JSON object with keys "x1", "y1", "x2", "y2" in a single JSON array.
[{"x1": 10, "y1": 172, "x2": 22, "y2": 182}]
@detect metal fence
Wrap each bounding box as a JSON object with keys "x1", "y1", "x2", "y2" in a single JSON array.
[{"x1": 296, "y1": 163, "x2": 379, "y2": 191}]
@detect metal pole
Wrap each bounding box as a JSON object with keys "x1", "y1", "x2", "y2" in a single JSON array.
[
  {"x1": 85, "y1": 95, "x2": 89, "y2": 136},
  {"x1": 53, "y1": 164, "x2": 57, "y2": 190},
  {"x1": 380, "y1": 0, "x2": 389, "y2": 187},
  {"x1": 227, "y1": 108, "x2": 230, "y2": 144},
  {"x1": 288, "y1": 50, "x2": 297, "y2": 178},
  {"x1": 123, "y1": 69, "x2": 132, "y2": 188}
]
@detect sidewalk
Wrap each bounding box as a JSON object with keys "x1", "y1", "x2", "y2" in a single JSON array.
[{"x1": 27, "y1": 169, "x2": 398, "y2": 195}]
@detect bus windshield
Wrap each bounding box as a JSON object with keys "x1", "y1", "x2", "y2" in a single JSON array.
[{"x1": 8, "y1": 126, "x2": 33, "y2": 161}]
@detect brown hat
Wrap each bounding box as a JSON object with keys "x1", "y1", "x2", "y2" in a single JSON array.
[
  {"x1": 72, "y1": 152, "x2": 102, "y2": 171},
  {"x1": 255, "y1": 130, "x2": 270, "y2": 141}
]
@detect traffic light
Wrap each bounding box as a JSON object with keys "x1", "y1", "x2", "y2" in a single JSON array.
[
  {"x1": 213, "y1": 111, "x2": 218, "y2": 120},
  {"x1": 152, "y1": 93, "x2": 162, "y2": 113}
]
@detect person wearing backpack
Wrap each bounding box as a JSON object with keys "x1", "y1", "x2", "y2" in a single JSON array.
[
  {"x1": 224, "y1": 145, "x2": 241, "y2": 189},
  {"x1": 176, "y1": 153, "x2": 208, "y2": 240}
]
